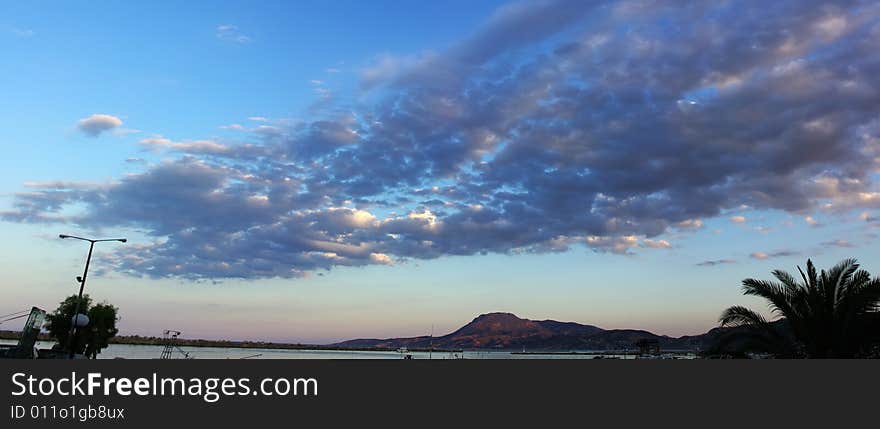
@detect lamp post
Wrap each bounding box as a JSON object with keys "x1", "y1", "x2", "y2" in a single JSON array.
[{"x1": 59, "y1": 234, "x2": 126, "y2": 359}]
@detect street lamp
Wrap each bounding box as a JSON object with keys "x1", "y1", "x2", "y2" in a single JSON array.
[{"x1": 59, "y1": 234, "x2": 126, "y2": 359}]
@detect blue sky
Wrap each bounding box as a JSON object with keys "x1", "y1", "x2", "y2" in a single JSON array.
[{"x1": 1, "y1": 0, "x2": 878, "y2": 343}]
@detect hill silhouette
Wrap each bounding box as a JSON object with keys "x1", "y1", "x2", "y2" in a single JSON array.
[{"x1": 333, "y1": 312, "x2": 724, "y2": 351}]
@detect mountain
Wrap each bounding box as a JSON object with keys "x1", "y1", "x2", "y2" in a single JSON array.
[{"x1": 332, "y1": 312, "x2": 721, "y2": 351}]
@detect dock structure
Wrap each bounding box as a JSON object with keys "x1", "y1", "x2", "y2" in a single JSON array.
[
  {"x1": 160, "y1": 330, "x2": 192, "y2": 359},
  {"x1": 0, "y1": 307, "x2": 46, "y2": 359}
]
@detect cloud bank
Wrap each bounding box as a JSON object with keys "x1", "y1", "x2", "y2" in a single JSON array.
[{"x1": 5, "y1": 0, "x2": 880, "y2": 280}]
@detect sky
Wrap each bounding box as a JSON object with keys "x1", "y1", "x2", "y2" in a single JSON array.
[{"x1": 1, "y1": 0, "x2": 879, "y2": 343}]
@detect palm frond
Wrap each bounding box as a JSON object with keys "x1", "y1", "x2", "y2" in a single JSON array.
[
  {"x1": 720, "y1": 305, "x2": 768, "y2": 327},
  {"x1": 772, "y1": 269, "x2": 803, "y2": 295},
  {"x1": 843, "y1": 277, "x2": 880, "y2": 314},
  {"x1": 741, "y1": 279, "x2": 793, "y2": 317}
]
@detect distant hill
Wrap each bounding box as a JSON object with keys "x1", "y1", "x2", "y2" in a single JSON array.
[{"x1": 333, "y1": 312, "x2": 726, "y2": 351}]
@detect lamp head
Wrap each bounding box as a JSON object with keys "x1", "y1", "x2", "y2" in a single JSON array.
[
  {"x1": 71, "y1": 314, "x2": 89, "y2": 328},
  {"x1": 59, "y1": 234, "x2": 69, "y2": 239},
  {"x1": 118, "y1": 238, "x2": 127, "y2": 243}
]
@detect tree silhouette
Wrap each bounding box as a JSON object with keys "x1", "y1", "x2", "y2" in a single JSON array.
[
  {"x1": 719, "y1": 259, "x2": 880, "y2": 358},
  {"x1": 44, "y1": 294, "x2": 119, "y2": 359}
]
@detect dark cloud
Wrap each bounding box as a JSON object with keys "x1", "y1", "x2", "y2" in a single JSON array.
[{"x1": 4, "y1": 0, "x2": 880, "y2": 279}]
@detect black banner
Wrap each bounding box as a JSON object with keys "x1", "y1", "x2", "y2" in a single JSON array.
[{"x1": 3, "y1": 360, "x2": 879, "y2": 428}]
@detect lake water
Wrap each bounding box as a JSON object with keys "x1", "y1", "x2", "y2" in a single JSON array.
[{"x1": 1, "y1": 339, "x2": 655, "y2": 359}]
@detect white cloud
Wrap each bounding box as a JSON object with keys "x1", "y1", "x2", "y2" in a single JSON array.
[
  {"x1": 253, "y1": 125, "x2": 282, "y2": 136},
  {"x1": 813, "y1": 15, "x2": 848, "y2": 40},
  {"x1": 676, "y1": 219, "x2": 703, "y2": 230},
  {"x1": 76, "y1": 114, "x2": 123, "y2": 137},
  {"x1": 369, "y1": 253, "x2": 394, "y2": 265},
  {"x1": 216, "y1": 25, "x2": 251, "y2": 43},
  {"x1": 139, "y1": 136, "x2": 173, "y2": 147},
  {"x1": 642, "y1": 239, "x2": 671, "y2": 249},
  {"x1": 585, "y1": 235, "x2": 639, "y2": 254},
  {"x1": 730, "y1": 215, "x2": 747, "y2": 223},
  {"x1": 6, "y1": 26, "x2": 35, "y2": 38},
  {"x1": 139, "y1": 136, "x2": 230, "y2": 154}
]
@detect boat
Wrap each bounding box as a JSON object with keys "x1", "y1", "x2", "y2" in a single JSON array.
[{"x1": 396, "y1": 347, "x2": 413, "y2": 359}]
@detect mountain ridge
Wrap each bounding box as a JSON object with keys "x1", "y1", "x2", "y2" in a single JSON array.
[{"x1": 332, "y1": 312, "x2": 721, "y2": 351}]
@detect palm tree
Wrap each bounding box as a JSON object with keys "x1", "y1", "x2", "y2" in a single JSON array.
[{"x1": 719, "y1": 258, "x2": 880, "y2": 358}]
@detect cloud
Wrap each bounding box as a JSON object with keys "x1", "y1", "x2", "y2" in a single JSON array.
[
  {"x1": 140, "y1": 137, "x2": 231, "y2": 155},
  {"x1": 804, "y1": 216, "x2": 823, "y2": 227},
  {"x1": 750, "y1": 250, "x2": 799, "y2": 260},
  {"x1": 584, "y1": 235, "x2": 639, "y2": 254},
  {"x1": 76, "y1": 114, "x2": 123, "y2": 137},
  {"x1": 220, "y1": 124, "x2": 246, "y2": 131},
  {"x1": 216, "y1": 25, "x2": 251, "y2": 43},
  {"x1": 138, "y1": 136, "x2": 267, "y2": 158},
  {"x1": 21, "y1": 181, "x2": 99, "y2": 189},
  {"x1": 5, "y1": 26, "x2": 35, "y2": 38},
  {"x1": 360, "y1": 0, "x2": 594, "y2": 90},
  {"x1": 730, "y1": 216, "x2": 747, "y2": 224},
  {"x1": 675, "y1": 219, "x2": 704, "y2": 230},
  {"x1": 369, "y1": 253, "x2": 394, "y2": 265},
  {"x1": 359, "y1": 53, "x2": 424, "y2": 89},
  {"x1": 6, "y1": 0, "x2": 880, "y2": 280},
  {"x1": 642, "y1": 239, "x2": 671, "y2": 249},
  {"x1": 696, "y1": 259, "x2": 737, "y2": 267},
  {"x1": 821, "y1": 239, "x2": 855, "y2": 248}
]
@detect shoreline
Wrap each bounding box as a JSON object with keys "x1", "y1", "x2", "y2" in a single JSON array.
[{"x1": 0, "y1": 330, "x2": 461, "y2": 353}]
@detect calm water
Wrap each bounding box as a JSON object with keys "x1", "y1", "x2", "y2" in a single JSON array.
[{"x1": 1, "y1": 339, "x2": 655, "y2": 359}]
